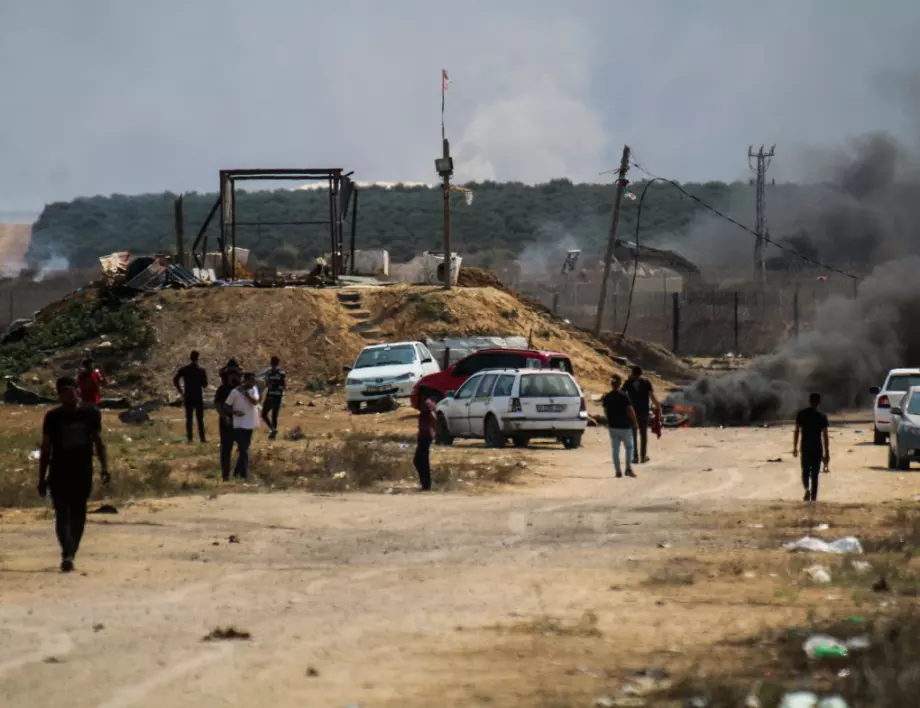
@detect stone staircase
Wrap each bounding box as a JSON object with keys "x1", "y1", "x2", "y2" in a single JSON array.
[{"x1": 337, "y1": 290, "x2": 382, "y2": 343}]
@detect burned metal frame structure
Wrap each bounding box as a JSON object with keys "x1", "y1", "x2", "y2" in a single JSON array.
[{"x1": 191, "y1": 168, "x2": 358, "y2": 282}]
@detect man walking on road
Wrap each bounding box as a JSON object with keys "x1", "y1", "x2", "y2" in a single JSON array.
[
  {"x1": 603, "y1": 374, "x2": 639, "y2": 478},
  {"x1": 174, "y1": 350, "x2": 208, "y2": 444},
  {"x1": 793, "y1": 392, "x2": 830, "y2": 502},
  {"x1": 414, "y1": 397, "x2": 437, "y2": 491},
  {"x1": 38, "y1": 377, "x2": 110, "y2": 572},
  {"x1": 224, "y1": 372, "x2": 260, "y2": 480},
  {"x1": 622, "y1": 366, "x2": 660, "y2": 465},
  {"x1": 261, "y1": 356, "x2": 286, "y2": 440},
  {"x1": 215, "y1": 365, "x2": 241, "y2": 481}
]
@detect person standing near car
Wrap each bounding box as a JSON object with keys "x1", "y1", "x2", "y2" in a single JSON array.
[
  {"x1": 622, "y1": 366, "x2": 660, "y2": 465},
  {"x1": 174, "y1": 350, "x2": 208, "y2": 444},
  {"x1": 214, "y1": 365, "x2": 241, "y2": 481},
  {"x1": 261, "y1": 356, "x2": 286, "y2": 440},
  {"x1": 224, "y1": 372, "x2": 260, "y2": 480},
  {"x1": 603, "y1": 374, "x2": 639, "y2": 478},
  {"x1": 793, "y1": 392, "x2": 830, "y2": 502},
  {"x1": 414, "y1": 397, "x2": 437, "y2": 491},
  {"x1": 38, "y1": 377, "x2": 110, "y2": 572}
]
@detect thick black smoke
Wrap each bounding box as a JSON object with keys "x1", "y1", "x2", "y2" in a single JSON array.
[
  {"x1": 670, "y1": 255, "x2": 920, "y2": 423},
  {"x1": 668, "y1": 131, "x2": 920, "y2": 424}
]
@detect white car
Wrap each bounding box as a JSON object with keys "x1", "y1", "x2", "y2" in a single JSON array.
[
  {"x1": 434, "y1": 368, "x2": 588, "y2": 449},
  {"x1": 345, "y1": 342, "x2": 440, "y2": 413},
  {"x1": 870, "y1": 368, "x2": 920, "y2": 444}
]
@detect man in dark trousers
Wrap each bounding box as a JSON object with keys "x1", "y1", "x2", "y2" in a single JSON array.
[
  {"x1": 224, "y1": 372, "x2": 261, "y2": 480},
  {"x1": 174, "y1": 350, "x2": 208, "y2": 443},
  {"x1": 793, "y1": 392, "x2": 830, "y2": 502},
  {"x1": 622, "y1": 366, "x2": 660, "y2": 465},
  {"x1": 215, "y1": 365, "x2": 241, "y2": 481},
  {"x1": 38, "y1": 377, "x2": 109, "y2": 572},
  {"x1": 414, "y1": 397, "x2": 437, "y2": 491},
  {"x1": 603, "y1": 374, "x2": 639, "y2": 478},
  {"x1": 261, "y1": 356, "x2": 286, "y2": 440}
]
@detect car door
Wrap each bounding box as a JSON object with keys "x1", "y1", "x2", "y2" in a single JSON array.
[
  {"x1": 417, "y1": 343, "x2": 440, "y2": 375},
  {"x1": 445, "y1": 374, "x2": 481, "y2": 436},
  {"x1": 467, "y1": 373, "x2": 499, "y2": 437}
]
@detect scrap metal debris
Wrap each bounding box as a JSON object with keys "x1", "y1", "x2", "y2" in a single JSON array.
[{"x1": 202, "y1": 626, "x2": 251, "y2": 642}]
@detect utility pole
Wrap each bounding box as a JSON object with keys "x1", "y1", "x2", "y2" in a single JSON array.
[
  {"x1": 748, "y1": 144, "x2": 775, "y2": 286},
  {"x1": 174, "y1": 195, "x2": 185, "y2": 268},
  {"x1": 594, "y1": 145, "x2": 631, "y2": 337},
  {"x1": 435, "y1": 139, "x2": 454, "y2": 290}
]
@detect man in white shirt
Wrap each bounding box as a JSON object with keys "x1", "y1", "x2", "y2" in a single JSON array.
[{"x1": 223, "y1": 372, "x2": 260, "y2": 480}]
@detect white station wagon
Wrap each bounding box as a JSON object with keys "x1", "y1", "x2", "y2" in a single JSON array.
[{"x1": 435, "y1": 368, "x2": 588, "y2": 449}]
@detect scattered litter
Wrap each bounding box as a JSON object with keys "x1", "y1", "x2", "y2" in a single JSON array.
[
  {"x1": 844, "y1": 634, "x2": 870, "y2": 651},
  {"x1": 333, "y1": 471, "x2": 347, "y2": 480},
  {"x1": 284, "y1": 426, "x2": 306, "y2": 441},
  {"x1": 804, "y1": 565, "x2": 832, "y2": 584},
  {"x1": 657, "y1": 542, "x2": 672, "y2": 549},
  {"x1": 685, "y1": 697, "x2": 710, "y2": 708},
  {"x1": 767, "y1": 457, "x2": 783, "y2": 463},
  {"x1": 93, "y1": 623, "x2": 105, "y2": 632},
  {"x1": 837, "y1": 668, "x2": 851, "y2": 678},
  {"x1": 43, "y1": 656, "x2": 63, "y2": 664},
  {"x1": 780, "y1": 693, "x2": 819, "y2": 708},
  {"x1": 228, "y1": 535, "x2": 240, "y2": 544},
  {"x1": 844, "y1": 616, "x2": 865, "y2": 624},
  {"x1": 818, "y1": 698, "x2": 849, "y2": 708},
  {"x1": 306, "y1": 666, "x2": 320, "y2": 677},
  {"x1": 89, "y1": 505, "x2": 118, "y2": 515},
  {"x1": 593, "y1": 699, "x2": 616, "y2": 708},
  {"x1": 784, "y1": 536, "x2": 863, "y2": 554},
  {"x1": 854, "y1": 430, "x2": 863, "y2": 434},
  {"x1": 202, "y1": 626, "x2": 251, "y2": 642},
  {"x1": 850, "y1": 560, "x2": 872, "y2": 575},
  {"x1": 28, "y1": 450, "x2": 40, "y2": 461},
  {"x1": 748, "y1": 523, "x2": 765, "y2": 529},
  {"x1": 812, "y1": 523, "x2": 830, "y2": 532},
  {"x1": 803, "y1": 634, "x2": 848, "y2": 659}
]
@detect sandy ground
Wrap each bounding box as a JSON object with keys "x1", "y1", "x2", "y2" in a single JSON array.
[{"x1": 1, "y1": 418, "x2": 918, "y2": 708}]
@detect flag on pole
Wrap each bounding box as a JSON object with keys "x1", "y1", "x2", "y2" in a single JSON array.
[
  {"x1": 441, "y1": 69, "x2": 450, "y2": 141},
  {"x1": 442, "y1": 69, "x2": 450, "y2": 93}
]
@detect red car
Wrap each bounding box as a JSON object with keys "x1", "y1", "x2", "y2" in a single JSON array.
[{"x1": 410, "y1": 348, "x2": 575, "y2": 409}]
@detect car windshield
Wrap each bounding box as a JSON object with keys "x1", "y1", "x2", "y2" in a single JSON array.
[
  {"x1": 354, "y1": 345, "x2": 415, "y2": 369},
  {"x1": 907, "y1": 395, "x2": 920, "y2": 416},
  {"x1": 519, "y1": 374, "x2": 579, "y2": 398},
  {"x1": 887, "y1": 375, "x2": 920, "y2": 392}
]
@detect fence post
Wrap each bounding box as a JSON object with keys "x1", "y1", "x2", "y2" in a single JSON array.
[
  {"x1": 733, "y1": 291, "x2": 739, "y2": 353},
  {"x1": 793, "y1": 288, "x2": 799, "y2": 339},
  {"x1": 671, "y1": 292, "x2": 680, "y2": 353},
  {"x1": 442, "y1": 346, "x2": 450, "y2": 370}
]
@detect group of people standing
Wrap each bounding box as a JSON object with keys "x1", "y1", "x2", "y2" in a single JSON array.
[{"x1": 172, "y1": 351, "x2": 287, "y2": 480}]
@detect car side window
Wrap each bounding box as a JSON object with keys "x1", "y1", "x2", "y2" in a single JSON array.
[
  {"x1": 525, "y1": 357, "x2": 541, "y2": 369},
  {"x1": 549, "y1": 357, "x2": 573, "y2": 374},
  {"x1": 475, "y1": 374, "x2": 498, "y2": 398},
  {"x1": 454, "y1": 376, "x2": 479, "y2": 400},
  {"x1": 454, "y1": 353, "x2": 480, "y2": 377},
  {"x1": 493, "y1": 374, "x2": 515, "y2": 398},
  {"x1": 493, "y1": 353, "x2": 526, "y2": 369}
]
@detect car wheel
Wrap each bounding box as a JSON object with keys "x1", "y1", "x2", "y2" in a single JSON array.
[
  {"x1": 435, "y1": 414, "x2": 454, "y2": 446},
  {"x1": 560, "y1": 434, "x2": 583, "y2": 450},
  {"x1": 347, "y1": 401, "x2": 361, "y2": 414},
  {"x1": 484, "y1": 416, "x2": 506, "y2": 449},
  {"x1": 874, "y1": 429, "x2": 887, "y2": 445},
  {"x1": 511, "y1": 435, "x2": 530, "y2": 448},
  {"x1": 888, "y1": 447, "x2": 897, "y2": 470},
  {"x1": 897, "y1": 454, "x2": 910, "y2": 471}
]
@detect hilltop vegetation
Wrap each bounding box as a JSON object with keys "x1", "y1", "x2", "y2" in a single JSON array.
[{"x1": 27, "y1": 179, "x2": 777, "y2": 269}]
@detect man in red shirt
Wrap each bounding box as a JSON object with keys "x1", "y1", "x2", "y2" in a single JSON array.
[
  {"x1": 414, "y1": 397, "x2": 437, "y2": 491},
  {"x1": 77, "y1": 358, "x2": 106, "y2": 407}
]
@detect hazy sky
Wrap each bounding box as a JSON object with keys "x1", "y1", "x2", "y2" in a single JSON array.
[{"x1": 1, "y1": 0, "x2": 918, "y2": 211}]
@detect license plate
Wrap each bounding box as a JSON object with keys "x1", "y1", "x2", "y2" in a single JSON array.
[
  {"x1": 537, "y1": 404, "x2": 565, "y2": 413},
  {"x1": 365, "y1": 385, "x2": 389, "y2": 393}
]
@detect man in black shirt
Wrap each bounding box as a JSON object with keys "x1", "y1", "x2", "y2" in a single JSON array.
[
  {"x1": 622, "y1": 366, "x2": 660, "y2": 465},
  {"x1": 174, "y1": 350, "x2": 208, "y2": 443},
  {"x1": 602, "y1": 374, "x2": 639, "y2": 478},
  {"x1": 215, "y1": 365, "x2": 241, "y2": 481},
  {"x1": 38, "y1": 377, "x2": 109, "y2": 573},
  {"x1": 794, "y1": 392, "x2": 830, "y2": 502},
  {"x1": 261, "y1": 356, "x2": 286, "y2": 440}
]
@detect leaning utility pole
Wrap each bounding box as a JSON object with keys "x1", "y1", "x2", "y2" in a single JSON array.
[
  {"x1": 748, "y1": 144, "x2": 775, "y2": 286},
  {"x1": 593, "y1": 145, "x2": 631, "y2": 337}
]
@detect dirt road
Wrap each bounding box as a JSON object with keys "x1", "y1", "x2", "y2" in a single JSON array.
[{"x1": 1, "y1": 421, "x2": 916, "y2": 707}]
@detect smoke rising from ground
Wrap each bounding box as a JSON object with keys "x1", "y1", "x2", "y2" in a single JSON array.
[
  {"x1": 672, "y1": 255, "x2": 920, "y2": 423},
  {"x1": 669, "y1": 131, "x2": 920, "y2": 423},
  {"x1": 516, "y1": 225, "x2": 583, "y2": 281}
]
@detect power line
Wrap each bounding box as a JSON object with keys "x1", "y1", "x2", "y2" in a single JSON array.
[{"x1": 625, "y1": 158, "x2": 859, "y2": 280}]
